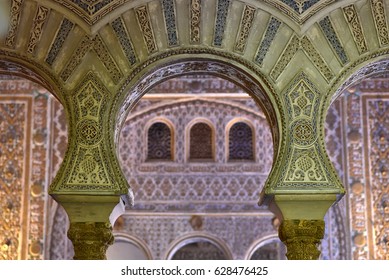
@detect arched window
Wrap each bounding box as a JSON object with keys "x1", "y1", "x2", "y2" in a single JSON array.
[
  {"x1": 189, "y1": 122, "x2": 213, "y2": 160},
  {"x1": 147, "y1": 122, "x2": 172, "y2": 160},
  {"x1": 228, "y1": 122, "x2": 254, "y2": 160}
]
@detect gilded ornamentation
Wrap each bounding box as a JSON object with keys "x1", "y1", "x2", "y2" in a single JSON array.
[
  {"x1": 344, "y1": 93, "x2": 369, "y2": 259},
  {"x1": 161, "y1": 0, "x2": 179, "y2": 47},
  {"x1": 300, "y1": 36, "x2": 334, "y2": 82},
  {"x1": 279, "y1": 219, "x2": 325, "y2": 260},
  {"x1": 111, "y1": 17, "x2": 137, "y2": 66},
  {"x1": 27, "y1": 5, "x2": 50, "y2": 54},
  {"x1": 0, "y1": 81, "x2": 54, "y2": 260},
  {"x1": 135, "y1": 5, "x2": 158, "y2": 54},
  {"x1": 5, "y1": 0, "x2": 23, "y2": 48},
  {"x1": 0, "y1": 101, "x2": 26, "y2": 260},
  {"x1": 46, "y1": 18, "x2": 74, "y2": 66},
  {"x1": 370, "y1": 0, "x2": 389, "y2": 46},
  {"x1": 67, "y1": 222, "x2": 113, "y2": 260},
  {"x1": 273, "y1": 73, "x2": 340, "y2": 190},
  {"x1": 367, "y1": 99, "x2": 388, "y2": 259},
  {"x1": 342, "y1": 5, "x2": 368, "y2": 54},
  {"x1": 190, "y1": 0, "x2": 202, "y2": 44},
  {"x1": 318, "y1": 16, "x2": 349, "y2": 65},
  {"x1": 254, "y1": 17, "x2": 282, "y2": 67},
  {"x1": 234, "y1": 5, "x2": 256, "y2": 53},
  {"x1": 270, "y1": 35, "x2": 300, "y2": 81},
  {"x1": 213, "y1": 0, "x2": 230, "y2": 47}
]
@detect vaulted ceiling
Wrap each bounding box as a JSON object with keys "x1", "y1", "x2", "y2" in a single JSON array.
[{"x1": 0, "y1": 0, "x2": 388, "y2": 102}]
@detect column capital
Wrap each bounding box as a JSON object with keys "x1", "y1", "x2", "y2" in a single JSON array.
[
  {"x1": 68, "y1": 222, "x2": 114, "y2": 260},
  {"x1": 279, "y1": 219, "x2": 325, "y2": 260}
]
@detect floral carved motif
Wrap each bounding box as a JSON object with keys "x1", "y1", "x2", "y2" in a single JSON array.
[
  {"x1": 343, "y1": 5, "x2": 368, "y2": 54},
  {"x1": 27, "y1": 5, "x2": 50, "y2": 55},
  {"x1": 135, "y1": 5, "x2": 157, "y2": 54},
  {"x1": 190, "y1": 0, "x2": 202, "y2": 44},
  {"x1": 5, "y1": 0, "x2": 23, "y2": 48},
  {"x1": 234, "y1": 5, "x2": 256, "y2": 53}
]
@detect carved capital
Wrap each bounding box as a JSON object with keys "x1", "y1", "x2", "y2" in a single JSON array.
[
  {"x1": 68, "y1": 222, "x2": 114, "y2": 260},
  {"x1": 279, "y1": 219, "x2": 325, "y2": 260}
]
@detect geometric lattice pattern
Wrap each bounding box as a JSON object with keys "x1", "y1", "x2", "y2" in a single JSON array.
[
  {"x1": 147, "y1": 122, "x2": 172, "y2": 160},
  {"x1": 228, "y1": 122, "x2": 254, "y2": 160}
]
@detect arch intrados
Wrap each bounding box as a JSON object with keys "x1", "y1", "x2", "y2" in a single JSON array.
[
  {"x1": 244, "y1": 234, "x2": 282, "y2": 260},
  {"x1": 164, "y1": 233, "x2": 233, "y2": 260},
  {"x1": 114, "y1": 56, "x2": 280, "y2": 152},
  {"x1": 111, "y1": 233, "x2": 154, "y2": 260},
  {"x1": 124, "y1": 98, "x2": 268, "y2": 123},
  {"x1": 329, "y1": 58, "x2": 389, "y2": 106},
  {"x1": 0, "y1": 57, "x2": 64, "y2": 105}
]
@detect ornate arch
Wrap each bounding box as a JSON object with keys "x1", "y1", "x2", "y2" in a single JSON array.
[{"x1": 164, "y1": 232, "x2": 233, "y2": 260}]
